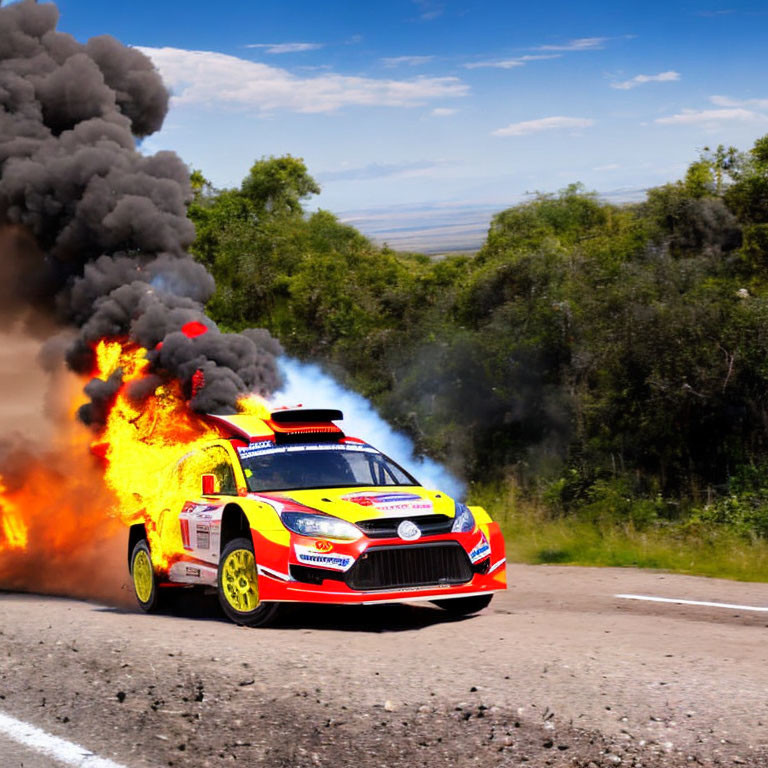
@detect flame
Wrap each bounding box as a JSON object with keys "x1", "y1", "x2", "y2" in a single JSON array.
[
  {"x1": 92, "y1": 339, "x2": 223, "y2": 569},
  {"x1": 0, "y1": 390, "x2": 127, "y2": 601},
  {"x1": 0, "y1": 334, "x2": 270, "y2": 595},
  {"x1": 237, "y1": 393, "x2": 272, "y2": 419},
  {"x1": 0, "y1": 480, "x2": 27, "y2": 551}
]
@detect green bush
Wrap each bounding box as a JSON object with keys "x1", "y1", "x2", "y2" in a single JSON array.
[{"x1": 192, "y1": 136, "x2": 768, "y2": 550}]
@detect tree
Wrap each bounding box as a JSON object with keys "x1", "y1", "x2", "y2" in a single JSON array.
[
  {"x1": 239, "y1": 155, "x2": 320, "y2": 218},
  {"x1": 723, "y1": 135, "x2": 768, "y2": 262},
  {"x1": 188, "y1": 136, "x2": 768, "y2": 538}
]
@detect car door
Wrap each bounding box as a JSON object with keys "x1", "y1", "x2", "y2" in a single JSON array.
[{"x1": 173, "y1": 445, "x2": 239, "y2": 570}]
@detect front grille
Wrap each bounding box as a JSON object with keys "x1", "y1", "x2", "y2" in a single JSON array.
[
  {"x1": 345, "y1": 542, "x2": 472, "y2": 591},
  {"x1": 355, "y1": 514, "x2": 453, "y2": 539}
]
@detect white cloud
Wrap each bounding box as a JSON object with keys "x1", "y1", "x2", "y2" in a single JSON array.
[
  {"x1": 535, "y1": 37, "x2": 608, "y2": 51},
  {"x1": 710, "y1": 94, "x2": 768, "y2": 109},
  {"x1": 381, "y1": 55, "x2": 435, "y2": 67},
  {"x1": 518, "y1": 54, "x2": 562, "y2": 62},
  {"x1": 431, "y1": 107, "x2": 457, "y2": 116},
  {"x1": 465, "y1": 54, "x2": 560, "y2": 70},
  {"x1": 245, "y1": 42, "x2": 324, "y2": 54},
  {"x1": 139, "y1": 47, "x2": 468, "y2": 113},
  {"x1": 611, "y1": 70, "x2": 680, "y2": 90},
  {"x1": 655, "y1": 108, "x2": 767, "y2": 125},
  {"x1": 413, "y1": 0, "x2": 444, "y2": 20},
  {"x1": 465, "y1": 59, "x2": 524, "y2": 70},
  {"x1": 466, "y1": 40, "x2": 608, "y2": 70},
  {"x1": 492, "y1": 116, "x2": 594, "y2": 137},
  {"x1": 318, "y1": 160, "x2": 446, "y2": 182}
]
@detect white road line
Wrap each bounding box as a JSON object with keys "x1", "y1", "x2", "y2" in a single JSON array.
[
  {"x1": 0, "y1": 710, "x2": 129, "y2": 768},
  {"x1": 615, "y1": 593, "x2": 768, "y2": 613}
]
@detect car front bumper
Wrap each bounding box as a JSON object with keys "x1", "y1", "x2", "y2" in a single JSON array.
[{"x1": 251, "y1": 521, "x2": 507, "y2": 605}]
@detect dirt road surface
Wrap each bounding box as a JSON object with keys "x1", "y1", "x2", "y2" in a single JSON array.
[{"x1": 1, "y1": 564, "x2": 767, "y2": 768}]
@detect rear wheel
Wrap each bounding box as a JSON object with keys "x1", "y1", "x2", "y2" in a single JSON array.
[
  {"x1": 131, "y1": 539, "x2": 164, "y2": 612},
  {"x1": 217, "y1": 537, "x2": 281, "y2": 627},
  {"x1": 432, "y1": 594, "x2": 493, "y2": 616}
]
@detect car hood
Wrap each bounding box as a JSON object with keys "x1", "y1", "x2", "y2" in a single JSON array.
[{"x1": 260, "y1": 486, "x2": 456, "y2": 524}]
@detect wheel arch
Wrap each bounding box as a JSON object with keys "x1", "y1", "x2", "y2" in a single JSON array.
[
  {"x1": 128, "y1": 523, "x2": 148, "y2": 568},
  {"x1": 220, "y1": 503, "x2": 252, "y2": 554}
]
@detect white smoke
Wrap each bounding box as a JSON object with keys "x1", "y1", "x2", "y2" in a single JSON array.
[{"x1": 272, "y1": 357, "x2": 465, "y2": 500}]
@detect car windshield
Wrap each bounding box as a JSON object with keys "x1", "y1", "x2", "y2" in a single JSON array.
[{"x1": 236, "y1": 442, "x2": 419, "y2": 492}]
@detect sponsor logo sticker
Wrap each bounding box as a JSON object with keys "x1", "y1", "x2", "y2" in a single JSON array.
[
  {"x1": 469, "y1": 532, "x2": 491, "y2": 563},
  {"x1": 342, "y1": 492, "x2": 433, "y2": 515},
  {"x1": 294, "y1": 544, "x2": 354, "y2": 572},
  {"x1": 236, "y1": 440, "x2": 275, "y2": 459},
  {"x1": 314, "y1": 540, "x2": 333, "y2": 553},
  {"x1": 238, "y1": 442, "x2": 377, "y2": 459},
  {"x1": 195, "y1": 525, "x2": 210, "y2": 550}
]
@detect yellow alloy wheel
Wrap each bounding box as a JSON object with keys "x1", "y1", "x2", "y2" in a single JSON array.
[
  {"x1": 133, "y1": 548, "x2": 154, "y2": 604},
  {"x1": 221, "y1": 548, "x2": 260, "y2": 612}
]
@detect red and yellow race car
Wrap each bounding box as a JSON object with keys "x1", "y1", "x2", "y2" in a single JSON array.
[{"x1": 128, "y1": 408, "x2": 506, "y2": 626}]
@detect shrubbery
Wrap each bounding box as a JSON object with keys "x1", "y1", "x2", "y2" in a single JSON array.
[{"x1": 190, "y1": 138, "x2": 768, "y2": 544}]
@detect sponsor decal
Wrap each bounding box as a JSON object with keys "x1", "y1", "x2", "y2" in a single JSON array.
[
  {"x1": 314, "y1": 540, "x2": 333, "y2": 553},
  {"x1": 294, "y1": 544, "x2": 354, "y2": 572},
  {"x1": 469, "y1": 532, "x2": 491, "y2": 563},
  {"x1": 195, "y1": 525, "x2": 210, "y2": 550},
  {"x1": 396, "y1": 520, "x2": 421, "y2": 541},
  {"x1": 185, "y1": 566, "x2": 201, "y2": 578},
  {"x1": 185, "y1": 503, "x2": 218, "y2": 517},
  {"x1": 342, "y1": 492, "x2": 433, "y2": 515},
  {"x1": 236, "y1": 440, "x2": 275, "y2": 459},
  {"x1": 238, "y1": 442, "x2": 377, "y2": 459}
]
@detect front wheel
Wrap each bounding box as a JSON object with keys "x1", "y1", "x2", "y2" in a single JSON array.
[
  {"x1": 217, "y1": 537, "x2": 282, "y2": 627},
  {"x1": 432, "y1": 594, "x2": 493, "y2": 616}
]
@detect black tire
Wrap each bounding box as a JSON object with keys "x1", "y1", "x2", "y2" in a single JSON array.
[
  {"x1": 217, "y1": 537, "x2": 282, "y2": 627},
  {"x1": 130, "y1": 539, "x2": 164, "y2": 613},
  {"x1": 432, "y1": 594, "x2": 493, "y2": 616}
]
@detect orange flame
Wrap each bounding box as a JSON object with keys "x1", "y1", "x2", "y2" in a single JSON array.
[
  {"x1": 0, "y1": 480, "x2": 27, "y2": 552},
  {"x1": 91, "y1": 339, "x2": 222, "y2": 568},
  {"x1": 0, "y1": 335, "x2": 269, "y2": 597},
  {"x1": 0, "y1": 391, "x2": 127, "y2": 602}
]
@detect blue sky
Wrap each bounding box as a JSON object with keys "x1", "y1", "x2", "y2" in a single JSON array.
[{"x1": 36, "y1": 1, "x2": 768, "y2": 215}]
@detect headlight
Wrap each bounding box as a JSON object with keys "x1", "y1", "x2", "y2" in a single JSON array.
[
  {"x1": 452, "y1": 502, "x2": 476, "y2": 533},
  {"x1": 281, "y1": 511, "x2": 362, "y2": 541}
]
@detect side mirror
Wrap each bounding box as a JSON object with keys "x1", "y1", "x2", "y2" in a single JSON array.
[{"x1": 201, "y1": 474, "x2": 217, "y2": 496}]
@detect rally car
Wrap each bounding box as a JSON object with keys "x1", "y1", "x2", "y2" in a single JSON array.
[{"x1": 128, "y1": 408, "x2": 506, "y2": 626}]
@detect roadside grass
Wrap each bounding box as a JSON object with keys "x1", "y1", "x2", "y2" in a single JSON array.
[{"x1": 469, "y1": 482, "x2": 768, "y2": 583}]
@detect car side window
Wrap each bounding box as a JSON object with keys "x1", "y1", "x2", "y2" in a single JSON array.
[
  {"x1": 175, "y1": 446, "x2": 238, "y2": 496},
  {"x1": 174, "y1": 453, "x2": 200, "y2": 496},
  {"x1": 204, "y1": 446, "x2": 237, "y2": 496}
]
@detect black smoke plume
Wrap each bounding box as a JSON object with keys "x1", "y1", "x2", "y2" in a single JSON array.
[{"x1": 0, "y1": 0, "x2": 283, "y2": 422}]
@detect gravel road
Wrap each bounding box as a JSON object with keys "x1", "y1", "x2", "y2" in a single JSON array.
[{"x1": 1, "y1": 564, "x2": 767, "y2": 767}]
